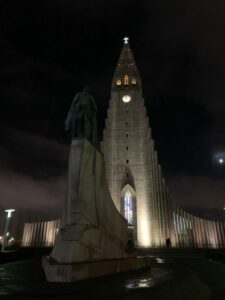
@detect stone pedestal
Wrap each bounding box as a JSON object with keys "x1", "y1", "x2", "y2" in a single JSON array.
[
  {"x1": 42, "y1": 139, "x2": 150, "y2": 281},
  {"x1": 43, "y1": 256, "x2": 151, "y2": 282}
]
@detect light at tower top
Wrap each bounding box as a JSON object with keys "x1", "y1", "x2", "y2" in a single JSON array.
[
  {"x1": 111, "y1": 37, "x2": 142, "y2": 91},
  {"x1": 123, "y1": 36, "x2": 129, "y2": 44}
]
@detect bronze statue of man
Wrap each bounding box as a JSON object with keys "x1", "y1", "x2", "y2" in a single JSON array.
[{"x1": 65, "y1": 86, "x2": 98, "y2": 145}]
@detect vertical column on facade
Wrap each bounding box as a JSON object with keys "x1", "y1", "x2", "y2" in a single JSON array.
[
  {"x1": 35, "y1": 222, "x2": 40, "y2": 247},
  {"x1": 196, "y1": 218, "x2": 201, "y2": 248},
  {"x1": 176, "y1": 207, "x2": 181, "y2": 247},
  {"x1": 215, "y1": 221, "x2": 219, "y2": 248},
  {"x1": 216, "y1": 222, "x2": 221, "y2": 248},
  {"x1": 193, "y1": 216, "x2": 198, "y2": 247},
  {"x1": 219, "y1": 222, "x2": 225, "y2": 248},
  {"x1": 152, "y1": 143, "x2": 160, "y2": 246},
  {"x1": 148, "y1": 131, "x2": 155, "y2": 247},
  {"x1": 151, "y1": 139, "x2": 160, "y2": 247},
  {"x1": 213, "y1": 221, "x2": 218, "y2": 248},
  {"x1": 191, "y1": 215, "x2": 197, "y2": 247},
  {"x1": 186, "y1": 212, "x2": 191, "y2": 247},
  {"x1": 22, "y1": 224, "x2": 26, "y2": 246},
  {"x1": 162, "y1": 179, "x2": 169, "y2": 240},
  {"x1": 39, "y1": 222, "x2": 44, "y2": 247},
  {"x1": 155, "y1": 153, "x2": 163, "y2": 246},
  {"x1": 184, "y1": 211, "x2": 189, "y2": 247},
  {"x1": 200, "y1": 218, "x2": 206, "y2": 248},
  {"x1": 158, "y1": 165, "x2": 165, "y2": 246},
  {"x1": 28, "y1": 224, "x2": 33, "y2": 247},
  {"x1": 199, "y1": 219, "x2": 205, "y2": 248},
  {"x1": 22, "y1": 224, "x2": 27, "y2": 246},
  {"x1": 171, "y1": 202, "x2": 178, "y2": 247},
  {"x1": 180, "y1": 208, "x2": 185, "y2": 247},
  {"x1": 181, "y1": 209, "x2": 186, "y2": 247},
  {"x1": 173, "y1": 205, "x2": 179, "y2": 247},
  {"x1": 30, "y1": 223, "x2": 35, "y2": 247},
  {"x1": 184, "y1": 210, "x2": 189, "y2": 247},
  {"x1": 189, "y1": 213, "x2": 194, "y2": 247},
  {"x1": 204, "y1": 219, "x2": 210, "y2": 248},
  {"x1": 209, "y1": 220, "x2": 214, "y2": 248},
  {"x1": 43, "y1": 222, "x2": 47, "y2": 247},
  {"x1": 201, "y1": 218, "x2": 206, "y2": 248},
  {"x1": 198, "y1": 217, "x2": 202, "y2": 248},
  {"x1": 222, "y1": 222, "x2": 225, "y2": 248},
  {"x1": 149, "y1": 140, "x2": 156, "y2": 246},
  {"x1": 206, "y1": 220, "x2": 212, "y2": 248},
  {"x1": 167, "y1": 192, "x2": 175, "y2": 246}
]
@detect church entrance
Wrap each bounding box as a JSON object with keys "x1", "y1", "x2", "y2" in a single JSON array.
[{"x1": 120, "y1": 185, "x2": 137, "y2": 246}]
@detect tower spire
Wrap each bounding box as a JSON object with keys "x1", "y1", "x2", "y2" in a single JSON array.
[{"x1": 112, "y1": 37, "x2": 142, "y2": 91}]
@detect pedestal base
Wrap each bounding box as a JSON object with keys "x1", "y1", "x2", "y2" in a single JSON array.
[{"x1": 42, "y1": 256, "x2": 151, "y2": 282}]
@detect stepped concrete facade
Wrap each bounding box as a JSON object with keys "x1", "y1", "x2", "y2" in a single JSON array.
[{"x1": 102, "y1": 37, "x2": 225, "y2": 248}]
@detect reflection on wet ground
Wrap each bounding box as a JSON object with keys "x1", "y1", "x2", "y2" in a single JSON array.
[
  {"x1": 156, "y1": 257, "x2": 165, "y2": 264},
  {"x1": 125, "y1": 263, "x2": 173, "y2": 290}
]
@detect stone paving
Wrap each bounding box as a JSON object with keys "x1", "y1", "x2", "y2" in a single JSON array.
[{"x1": 0, "y1": 250, "x2": 224, "y2": 299}]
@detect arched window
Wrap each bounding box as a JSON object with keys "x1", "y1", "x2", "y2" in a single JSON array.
[
  {"x1": 132, "y1": 78, "x2": 136, "y2": 85},
  {"x1": 124, "y1": 191, "x2": 133, "y2": 225},
  {"x1": 116, "y1": 79, "x2": 121, "y2": 86},
  {"x1": 124, "y1": 75, "x2": 129, "y2": 85}
]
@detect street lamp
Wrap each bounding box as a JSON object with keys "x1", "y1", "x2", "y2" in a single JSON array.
[{"x1": 1, "y1": 209, "x2": 15, "y2": 252}]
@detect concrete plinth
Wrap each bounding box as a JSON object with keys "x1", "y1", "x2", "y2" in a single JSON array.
[{"x1": 42, "y1": 256, "x2": 151, "y2": 282}]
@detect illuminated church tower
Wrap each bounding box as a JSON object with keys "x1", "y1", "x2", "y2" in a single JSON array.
[{"x1": 103, "y1": 38, "x2": 173, "y2": 247}]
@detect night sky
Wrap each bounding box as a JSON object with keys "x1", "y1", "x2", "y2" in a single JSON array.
[{"x1": 0, "y1": 0, "x2": 225, "y2": 229}]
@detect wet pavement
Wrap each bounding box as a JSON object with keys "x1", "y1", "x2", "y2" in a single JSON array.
[
  {"x1": 0, "y1": 256, "x2": 174, "y2": 299},
  {"x1": 0, "y1": 250, "x2": 224, "y2": 299}
]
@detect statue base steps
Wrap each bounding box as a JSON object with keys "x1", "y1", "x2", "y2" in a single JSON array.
[{"x1": 42, "y1": 256, "x2": 151, "y2": 282}]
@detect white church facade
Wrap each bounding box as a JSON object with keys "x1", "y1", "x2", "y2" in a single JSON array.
[{"x1": 22, "y1": 38, "x2": 225, "y2": 249}]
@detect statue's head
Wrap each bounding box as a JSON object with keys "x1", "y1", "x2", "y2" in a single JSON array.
[{"x1": 82, "y1": 85, "x2": 90, "y2": 94}]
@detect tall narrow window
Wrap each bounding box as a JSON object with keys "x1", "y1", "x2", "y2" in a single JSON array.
[
  {"x1": 124, "y1": 191, "x2": 133, "y2": 225},
  {"x1": 124, "y1": 75, "x2": 129, "y2": 85}
]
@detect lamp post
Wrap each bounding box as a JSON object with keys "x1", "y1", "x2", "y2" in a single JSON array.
[{"x1": 2, "y1": 209, "x2": 15, "y2": 252}]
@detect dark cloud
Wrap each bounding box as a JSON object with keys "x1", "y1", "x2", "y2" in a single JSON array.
[
  {"x1": 168, "y1": 175, "x2": 225, "y2": 211},
  {"x1": 0, "y1": 125, "x2": 68, "y2": 179}
]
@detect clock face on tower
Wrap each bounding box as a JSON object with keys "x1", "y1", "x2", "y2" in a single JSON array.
[{"x1": 122, "y1": 95, "x2": 131, "y2": 103}]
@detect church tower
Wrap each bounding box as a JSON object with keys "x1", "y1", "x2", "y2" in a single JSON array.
[{"x1": 103, "y1": 38, "x2": 173, "y2": 247}]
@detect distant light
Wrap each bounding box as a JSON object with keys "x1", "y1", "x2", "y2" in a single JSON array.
[
  {"x1": 5, "y1": 209, "x2": 15, "y2": 218},
  {"x1": 218, "y1": 158, "x2": 224, "y2": 164},
  {"x1": 6, "y1": 232, "x2": 9, "y2": 237}
]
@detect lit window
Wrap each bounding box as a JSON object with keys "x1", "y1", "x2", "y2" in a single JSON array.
[
  {"x1": 132, "y1": 78, "x2": 136, "y2": 85},
  {"x1": 124, "y1": 75, "x2": 129, "y2": 85},
  {"x1": 124, "y1": 191, "x2": 133, "y2": 225},
  {"x1": 116, "y1": 79, "x2": 121, "y2": 86}
]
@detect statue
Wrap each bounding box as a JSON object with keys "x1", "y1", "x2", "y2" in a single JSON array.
[{"x1": 65, "y1": 86, "x2": 98, "y2": 145}]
